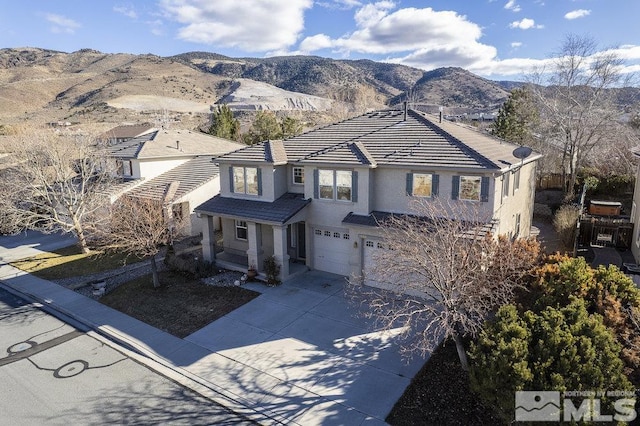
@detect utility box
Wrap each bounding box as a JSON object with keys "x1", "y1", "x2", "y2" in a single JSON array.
[{"x1": 588, "y1": 200, "x2": 621, "y2": 216}]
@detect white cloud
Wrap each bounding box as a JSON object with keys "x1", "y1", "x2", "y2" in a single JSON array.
[
  {"x1": 114, "y1": 5, "x2": 138, "y2": 19},
  {"x1": 299, "y1": 34, "x2": 334, "y2": 53},
  {"x1": 354, "y1": 1, "x2": 395, "y2": 27},
  {"x1": 564, "y1": 9, "x2": 591, "y2": 20},
  {"x1": 306, "y1": 7, "x2": 491, "y2": 56},
  {"x1": 509, "y1": 18, "x2": 543, "y2": 30},
  {"x1": 159, "y1": 0, "x2": 312, "y2": 51},
  {"x1": 511, "y1": 42, "x2": 522, "y2": 48},
  {"x1": 504, "y1": 1, "x2": 521, "y2": 12},
  {"x1": 317, "y1": 0, "x2": 362, "y2": 9},
  {"x1": 45, "y1": 13, "x2": 81, "y2": 34},
  {"x1": 474, "y1": 45, "x2": 640, "y2": 78}
]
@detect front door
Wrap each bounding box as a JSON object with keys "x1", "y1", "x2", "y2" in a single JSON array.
[{"x1": 297, "y1": 222, "x2": 306, "y2": 259}]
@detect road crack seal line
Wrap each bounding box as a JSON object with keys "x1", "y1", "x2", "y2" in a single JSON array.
[
  {"x1": 28, "y1": 356, "x2": 127, "y2": 379},
  {"x1": 0, "y1": 330, "x2": 83, "y2": 367}
]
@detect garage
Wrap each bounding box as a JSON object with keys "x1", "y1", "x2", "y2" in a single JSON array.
[
  {"x1": 363, "y1": 239, "x2": 388, "y2": 288},
  {"x1": 312, "y1": 228, "x2": 351, "y2": 276}
]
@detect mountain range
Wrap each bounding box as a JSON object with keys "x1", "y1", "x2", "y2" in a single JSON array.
[{"x1": 0, "y1": 47, "x2": 637, "y2": 131}]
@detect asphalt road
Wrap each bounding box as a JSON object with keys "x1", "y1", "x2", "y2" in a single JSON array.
[{"x1": 0, "y1": 287, "x2": 253, "y2": 426}]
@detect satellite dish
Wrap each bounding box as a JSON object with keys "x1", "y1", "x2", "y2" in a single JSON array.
[{"x1": 512, "y1": 146, "x2": 533, "y2": 160}]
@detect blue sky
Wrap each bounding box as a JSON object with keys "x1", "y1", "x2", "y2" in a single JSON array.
[{"x1": 0, "y1": 0, "x2": 638, "y2": 80}]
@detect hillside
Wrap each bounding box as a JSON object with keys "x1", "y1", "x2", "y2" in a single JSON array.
[{"x1": 8, "y1": 47, "x2": 638, "y2": 131}]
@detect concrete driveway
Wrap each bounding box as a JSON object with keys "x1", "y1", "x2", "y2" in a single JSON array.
[{"x1": 186, "y1": 270, "x2": 428, "y2": 424}]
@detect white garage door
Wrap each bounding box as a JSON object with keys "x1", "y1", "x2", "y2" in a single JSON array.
[
  {"x1": 363, "y1": 239, "x2": 384, "y2": 287},
  {"x1": 313, "y1": 229, "x2": 351, "y2": 276},
  {"x1": 363, "y1": 239, "x2": 398, "y2": 290}
]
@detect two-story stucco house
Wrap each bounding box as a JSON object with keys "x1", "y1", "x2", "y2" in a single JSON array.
[
  {"x1": 195, "y1": 107, "x2": 541, "y2": 282},
  {"x1": 629, "y1": 149, "x2": 640, "y2": 263},
  {"x1": 106, "y1": 128, "x2": 244, "y2": 235}
]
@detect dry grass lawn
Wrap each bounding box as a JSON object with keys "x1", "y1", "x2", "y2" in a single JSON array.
[
  {"x1": 9, "y1": 245, "x2": 143, "y2": 280},
  {"x1": 100, "y1": 270, "x2": 259, "y2": 338}
]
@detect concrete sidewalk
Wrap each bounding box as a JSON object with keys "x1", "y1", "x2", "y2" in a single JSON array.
[{"x1": 0, "y1": 261, "x2": 424, "y2": 425}]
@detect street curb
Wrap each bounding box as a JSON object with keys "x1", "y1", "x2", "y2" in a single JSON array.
[{"x1": 0, "y1": 278, "x2": 287, "y2": 425}]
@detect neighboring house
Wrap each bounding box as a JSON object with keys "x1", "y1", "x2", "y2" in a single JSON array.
[
  {"x1": 107, "y1": 128, "x2": 244, "y2": 235},
  {"x1": 99, "y1": 123, "x2": 155, "y2": 146},
  {"x1": 195, "y1": 106, "x2": 541, "y2": 282}
]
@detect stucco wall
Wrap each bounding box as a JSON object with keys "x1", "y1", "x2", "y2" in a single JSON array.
[
  {"x1": 287, "y1": 165, "x2": 306, "y2": 194},
  {"x1": 138, "y1": 158, "x2": 189, "y2": 180},
  {"x1": 177, "y1": 176, "x2": 220, "y2": 236},
  {"x1": 221, "y1": 217, "x2": 249, "y2": 255},
  {"x1": 492, "y1": 162, "x2": 537, "y2": 238},
  {"x1": 219, "y1": 163, "x2": 277, "y2": 202},
  {"x1": 303, "y1": 166, "x2": 371, "y2": 227},
  {"x1": 372, "y1": 167, "x2": 495, "y2": 220},
  {"x1": 273, "y1": 166, "x2": 288, "y2": 199}
]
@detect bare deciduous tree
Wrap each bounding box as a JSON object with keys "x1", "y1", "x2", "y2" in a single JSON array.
[
  {"x1": 350, "y1": 199, "x2": 540, "y2": 371},
  {"x1": 1, "y1": 127, "x2": 114, "y2": 252},
  {"x1": 528, "y1": 34, "x2": 632, "y2": 195},
  {"x1": 98, "y1": 194, "x2": 185, "y2": 288}
]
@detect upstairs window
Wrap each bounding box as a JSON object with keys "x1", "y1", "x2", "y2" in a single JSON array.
[
  {"x1": 315, "y1": 169, "x2": 357, "y2": 202},
  {"x1": 336, "y1": 170, "x2": 352, "y2": 201},
  {"x1": 293, "y1": 167, "x2": 305, "y2": 185},
  {"x1": 231, "y1": 166, "x2": 260, "y2": 195},
  {"x1": 318, "y1": 170, "x2": 335, "y2": 199},
  {"x1": 502, "y1": 172, "x2": 510, "y2": 200},
  {"x1": 407, "y1": 173, "x2": 438, "y2": 197},
  {"x1": 513, "y1": 168, "x2": 521, "y2": 193},
  {"x1": 452, "y1": 175, "x2": 489, "y2": 202},
  {"x1": 117, "y1": 160, "x2": 133, "y2": 177},
  {"x1": 460, "y1": 176, "x2": 482, "y2": 201}
]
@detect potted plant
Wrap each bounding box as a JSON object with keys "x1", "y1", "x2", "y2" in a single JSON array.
[{"x1": 247, "y1": 264, "x2": 257, "y2": 281}]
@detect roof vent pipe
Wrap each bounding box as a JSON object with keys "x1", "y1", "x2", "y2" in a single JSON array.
[
  {"x1": 403, "y1": 101, "x2": 407, "y2": 121},
  {"x1": 176, "y1": 140, "x2": 180, "y2": 150},
  {"x1": 439, "y1": 111, "x2": 443, "y2": 123}
]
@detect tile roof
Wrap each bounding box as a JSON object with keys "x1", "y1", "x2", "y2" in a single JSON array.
[
  {"x1": 107, "y1": 129, "x2": 244, "y2": 159},
  {"x1": 265, "y1": 140, "x2": 288, "y2": 165},
  {"x1": 99, "y1": 124, "x2": 155, "y2": 140},
  {"x1": 343, "y1": 211, "x2": 498, "y2": 234},
  {"x1": 106, "y1": 131, "x2": 156, "y2": 158},
  {"x1": 213, "y1": 107, "x2": 541, "y2": 171},
  {"x1": 196, "y1": 192, "x2": 311, "y2": 224},
  {"x1": 126, "y1": 156, "x2": 220, "y2": 203}
]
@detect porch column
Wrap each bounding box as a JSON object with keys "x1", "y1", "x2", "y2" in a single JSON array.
[
  {"x1": 246, "y1": 222, "x2": 263, "y2": 271},
  {"x1": 201, "y1": 215, "x2": 216, "y2": 262},
  {"x1": 273, "y1": 225, "x2": 290, "y2": 280}
]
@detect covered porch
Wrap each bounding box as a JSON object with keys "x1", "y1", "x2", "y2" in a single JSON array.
[{"x1": 196, "y1": 193, "x2": 311, "y2": 282}]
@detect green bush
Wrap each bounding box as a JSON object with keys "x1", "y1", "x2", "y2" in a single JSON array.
[{"x1": 470, "y1": 301, "x2": 633, "y2": 422}]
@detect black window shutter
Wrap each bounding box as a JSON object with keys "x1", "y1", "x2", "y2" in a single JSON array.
[
  {"x1": 406, "y1": 173, "x2": 413, "y2": 196},
  {"x1": 257, "y1": 168, "x2": 263, "y2": 196},
  {"x1": 481, "y1": 176, "x2": 490, "y2": 202},
  {"x1": 352, "y1": 171, "x2": 358, "y2": 202},
  {"x1": 228, "y1": 166, "x2": 234, "y2": 193},
  {"x1": 452, "y1": 176, "x2": 460, "y2": 200},
  {"x1": 432, "y1": 174, "x2": 439, "y2": 197},
  {"x1": 313, "y1": 169, "x2": 319, "y2": 199}
]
